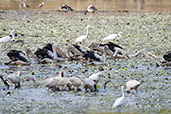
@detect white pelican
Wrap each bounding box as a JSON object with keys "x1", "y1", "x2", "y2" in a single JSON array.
[
  {"x1": 75, "y1": 25, "x2": 91, "y2": 43},
  {"x1": 90, "y1": 42, "x2": 158, "y2": 59},
  {"x1": 126, "y1": 80, "x2": 141, "y2": 93},
  {"x1": 112, "y1": 86, "x2": 126, "y2": 108},
  {"x1": 59, "y1": 5, "x2": 73, "y2": 12},
  {"x1": 0, "y1": 75, "x2": 10, "y2": 89},
  {"x1": 84, "y1": 5, "x2": 97, "y2": 15},
  {"x1": 102, "y1": 32, "x2": 123, "y2": 42},
  {"x1": 67, "y1": 44, "x2": 108, "y2": 65},
  {"x1": 34, "y1": 43, "x2": 69, "y2": 63},
  {"x1": 0, "y1": 29, "x2": 16, "y2": 43},
  {"x1": 7, "y1": 71, "x2": 21, "y2": 89},
  {"x1": 38, "y1": 2, "x2": 44, "y2": 8},
  {"x1": 6, "y1": 49, "x2": 33, "y2": 65}
]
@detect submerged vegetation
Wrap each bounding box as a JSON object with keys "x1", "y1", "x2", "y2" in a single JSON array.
[{"x1": 0, "y1": 10, "x2": 171, "y2": 113}]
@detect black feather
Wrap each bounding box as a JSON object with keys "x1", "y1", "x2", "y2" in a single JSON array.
[
  {"x1": 83, "y1": 51, "x2": 101, "y2": 61},
  {"x1": 7, "y1": 50, "x2": 28, "y2": 62},
  {"x1": 163, "y1": 51, "x2": 171, "y2": 62}
]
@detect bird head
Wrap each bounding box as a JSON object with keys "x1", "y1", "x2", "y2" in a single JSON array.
[
  {"x1": 118, "y1": 32, "x2": 123, "y2": 35},
  {"x1": 86, "y1": 25, "x2": 92, "y2": 29}
]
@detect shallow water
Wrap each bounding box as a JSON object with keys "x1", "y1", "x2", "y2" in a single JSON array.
[
  {"x1": 0, "y1": 10, "x2": 171, "y2": 113},
  {"x1": 0, "y1": 0, "x2": 171, "y2": 12}
]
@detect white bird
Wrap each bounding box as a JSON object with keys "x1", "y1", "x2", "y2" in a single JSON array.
[
  {"x1": 44, "y1": 70, "x2": 64, "y2": 91},
  {"x1": 102, "y1": 32, "x2": 123, "y2": 42},
  {"x1": 112, "y1": 86, "x2": 126, "y2": 108},
  {"x1": 7, "y1": 71, "x2": 21, "y2": 89},
  {"x1": 89, "y1": 72, "x2": 103, "y2": 83},
  {"x1": 75, "y1": 25, "x2": 91, "y2": 43},
  {"x1": 84, "y1": 5, "x2": 97, "y2": 15},
  {"x1": 83, "y1": 78, "x2": 96, "y2": 92},
  {"x1": 38, "y1": 2, "x2": 44, "y2": 8},
  {"x1": 69, "y1": 77, "x2": 83, "y2": 91},
  {"x1": 23, "y1": 2, "x2": 30, "y2": 8},
  {"x1": 126, "y1": 80, "x2": 141, "y2": 93},
  {"x1": 0, "y1": 30, "x2": 16, "y2": 43}
]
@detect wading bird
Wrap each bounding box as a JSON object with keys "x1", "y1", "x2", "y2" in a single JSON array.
[
  {"x1": 0, "y1": 30, "x2": 16, "y2": 44},
  {"x1": 59, "y1": 5, "x2": 73, "y2": 12},
  {"x1": 126, "y1": 80, "x2": 141, "y2": 93},
  {"x1": 90, "y1": 42, "x2": 158, "y2": 59},
  {"x1": 38, "y1": 2, "x2": 44, "y2": 8},
  {"x1": 112, "y1": 86, "x2": 126, "y2": 108},
  {"x1": 7, "y1": 71, "x2": 21, "y2": 89},
  {"x1": 88, "y1": 72, "x2": 103, "y2": 91},
  {"x1": 6, "y1": 49, "x2": 34, "y2": 65},
  {"x1": 84, "y1": 5, "x2": 97, "y2": 15},
  {"x1": 34, "y1": 43, "x2": 69, "y2": 63},
  {"x1": 75, "y1": 25, "x2": 91, "y2": 43},
  {"x1": 102, "y1": 32, "x2": 123, "y2": 42},
  {"x1": 67, "y1": 44, "x2": 108, "y2": 65},
  {"x1": 44, "y1": 71, "x2": 64, "y2": 91}
]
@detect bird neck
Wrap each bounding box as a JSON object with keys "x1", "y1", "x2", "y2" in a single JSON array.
[
  {"x1": 103, "y1": 46, "x2": 107, "y2": 64},
  {"x1": 10, "y1": 32, "x2": 15, "y2": 41},
  {"x1": 52, "y1": 45, "x2": 58, "y2": 60},
  {"x1": 117, "y1": 33, "x2": 122, "y2": 39},
  {"x1": 85, "y1": 27, "x2": 89, "y2": 38},
  {"x1": 121, "y1": 86, "x2": 125, "y2": 97},
  {"x1": 25, "y1": 50, "x2": 31, "y2": 63}
]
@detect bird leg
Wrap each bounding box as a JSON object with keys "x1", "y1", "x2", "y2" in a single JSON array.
[
  {"x1": 0, "y1": 76, "x2": 10, "y2": 89},
  {"x1": 94, "y1": 84, "x2": 97, "y2": 92},
  {"x1": 15, "y1": 82, "x2": 21, "y2": 89}
]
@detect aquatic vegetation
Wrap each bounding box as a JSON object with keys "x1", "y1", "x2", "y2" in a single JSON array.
[{"x1": 0, "y1": 10, "x2": 171, "y2": 113}]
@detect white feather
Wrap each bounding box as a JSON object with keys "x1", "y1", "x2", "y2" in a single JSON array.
[
  {"x1": 112, "y1": 86, "x2": 126, "y2": 108},
  {"x1": 0, "y1": 36, "x2": 12, "y2": 43},
  {"x1": 94, "y1": 53, "x2": 104, "y2": 62},
  {"x1": 126, "y1": 80, "x2": 141, "y2": 90},
  {"x1": 19, "y1": 52, "x2": 29, "y2": 62}
]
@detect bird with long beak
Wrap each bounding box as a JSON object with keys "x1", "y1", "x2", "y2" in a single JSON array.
[{"x1": 0, "y1": 30, "x2": 16, "y2": 47}]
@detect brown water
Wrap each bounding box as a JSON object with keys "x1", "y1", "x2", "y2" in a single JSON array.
[{"x1": 0, "y1": 0, "x2": 171, "y2": 12}]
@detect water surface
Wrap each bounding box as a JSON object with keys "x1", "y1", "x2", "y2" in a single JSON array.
[{"x1": 0, "y1": 0, "x2": 171, "y2": 12}]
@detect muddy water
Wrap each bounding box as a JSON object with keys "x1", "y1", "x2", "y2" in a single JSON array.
[
  {"x1": 0, "y1": 10, "x2": 171, "y2": 113},
  {"x1": 0, "y1": 0, "x2": 171, "y2": 12}
]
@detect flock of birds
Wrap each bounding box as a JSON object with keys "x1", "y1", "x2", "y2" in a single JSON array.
[
  {"x1": 0, "y1": 2, "x2": 171, "y2": 107},
  {"x1": 0, "y1": 28, "x2": 170, "y2": 108},
  {"x1": 19, "y1": 0, "x2": 97, "y2": 15}
]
